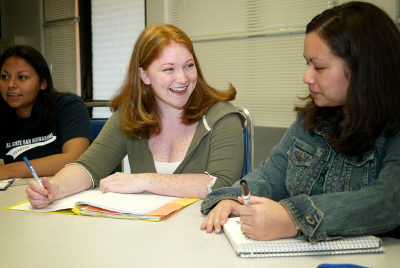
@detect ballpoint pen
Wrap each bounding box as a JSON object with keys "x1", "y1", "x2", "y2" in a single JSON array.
[
  {"x1": 240, "y1": 179, "x2": 251, "y2": 205},
  {"x1": 23, "y1": 156, "x2": 49, "y2": 198}
]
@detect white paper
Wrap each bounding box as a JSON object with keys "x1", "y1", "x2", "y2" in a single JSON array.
[
  {"x1": 10, "y1": 190, "x2": 180, "y2": 215},
  {"x1": 0, "y1": 179, "x2": 16, "y2": 190},
  {"x1": 11, "y1": 190, "x2": 100, "y2": 212}
]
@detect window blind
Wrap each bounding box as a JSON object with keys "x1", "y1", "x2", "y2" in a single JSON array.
[
  {"x1": 91, "y1": 0, "x2": 145, "y2": 173},
  {"x1": 91, "y1": 0, "x2": 145, "y2": 118},
  {"x1": 172, "y1": 0, "x2": 334, "y2": 128},
  {"x1": 43, "y1": 0, "x2": 79, "y2": 94}
]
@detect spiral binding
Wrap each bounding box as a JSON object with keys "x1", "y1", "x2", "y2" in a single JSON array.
[{"x1": 238, "y1": 237, "x2": 383, "y2": 258}]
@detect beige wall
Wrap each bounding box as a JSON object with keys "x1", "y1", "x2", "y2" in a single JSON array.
[
  {"x1": 146, "y1": 0, "x2": 170, "y2": 25},
  {"x1": 146, "y1": 0, "x2": 398, "y2": 28},
  {"x1": 362, "y1": 0, "x2": 398, "y2": 20}
]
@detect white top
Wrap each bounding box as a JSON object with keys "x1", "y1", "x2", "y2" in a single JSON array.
[
  {"x1": 154, "y1": 161, "x2": 181, "y2": 174},
  {"x1": 154, "y1": 162, "x2": 217, "y2": 193}
]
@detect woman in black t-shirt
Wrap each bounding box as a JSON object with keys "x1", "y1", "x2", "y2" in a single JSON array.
[{"x1": 0, "y1": 45, "x2": 93, "y2": 180}]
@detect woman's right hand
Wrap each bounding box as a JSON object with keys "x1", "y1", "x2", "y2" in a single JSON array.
[
  {"x1": 25, "y1": 177, "x2": 58, "y2": 208},
  {"x1": 200, "y1": 199, "x2": 241, "y2": 234}
]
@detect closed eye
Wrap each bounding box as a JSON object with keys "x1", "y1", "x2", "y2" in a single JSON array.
[{"x1": 305, "y1": 62, "x2": 323, "y2": 71}]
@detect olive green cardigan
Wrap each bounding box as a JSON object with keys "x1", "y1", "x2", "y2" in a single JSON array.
[{"x1": 75, "y1": 102, "x2": 244, "y2": 189}]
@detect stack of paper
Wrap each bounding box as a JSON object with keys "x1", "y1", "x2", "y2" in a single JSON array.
[{"x1": 5, "y1": 190, "x2": 199, "y2": 221}]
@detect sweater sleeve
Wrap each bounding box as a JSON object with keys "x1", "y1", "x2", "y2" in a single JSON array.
[
  {"x1": 207, "y1": 112, "x2": 244, "y2": 190},
  {"x1": 75, "y1": 111, "x2": 127, "y2": 185}
]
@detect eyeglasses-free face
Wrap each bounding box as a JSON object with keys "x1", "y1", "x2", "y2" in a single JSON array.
[{"x1": 0, "y1": 56, "x2": 47, "y2": 118}]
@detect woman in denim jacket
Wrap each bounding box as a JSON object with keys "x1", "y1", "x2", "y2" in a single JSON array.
[{"x1": 201, "y1": 1, "x2": 400, "y2": 242}]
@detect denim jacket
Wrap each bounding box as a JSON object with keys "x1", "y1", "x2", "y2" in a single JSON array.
[{"x1": 201, "y1": 119, "x2": 400, "y2": 242}]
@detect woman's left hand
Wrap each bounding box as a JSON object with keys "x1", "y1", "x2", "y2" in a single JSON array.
[
  {"x1": 100, "y1": 173, "x2": 146, "y2": 194},
  {"x1": 237, "y1": 196, "x2": 298, "y2": 241}
]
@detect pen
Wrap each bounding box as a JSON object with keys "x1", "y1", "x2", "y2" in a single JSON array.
[
  {"x1": 23, "y1": 156, "x2": 49, "y2": 198},
  {"x1": 317, "y1": 264, "x2": 367, "y2": 268},
  {"x1": 240, "y1": 179, "x2": 251, "y2": 205}
]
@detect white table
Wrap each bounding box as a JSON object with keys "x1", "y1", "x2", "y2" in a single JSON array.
[{"x1": 1, "y1": 181, "x2": 399, "y2": 268}]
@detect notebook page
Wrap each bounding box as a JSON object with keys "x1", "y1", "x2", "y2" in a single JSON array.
[
  {"x1": 10, "y1": 191, "x2": 180, "y2": 215},
  {"x1": 75, "y1": 192, "x2": 180, "y2": 214},
  {"x1": 10, "y1": 190, "x2": 100, "y2": 212},
  {"x1": 223, "y1": 217, "x2": 304, "y2": 251}
]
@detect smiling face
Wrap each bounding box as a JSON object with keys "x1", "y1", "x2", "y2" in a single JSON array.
[
  {"x1": 303, "y1": 32, "x2": 350, "y2": 111},
  {"x1": 139, "y1": 41, "x2": 197, "y2": 113},
  {"x1": 0, "y1": 56, "x2": 47, "y2": 118}
]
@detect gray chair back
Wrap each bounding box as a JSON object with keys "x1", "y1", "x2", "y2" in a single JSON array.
[{"x1": 235, "y1": 106, "x2": 254, "y2": 177}]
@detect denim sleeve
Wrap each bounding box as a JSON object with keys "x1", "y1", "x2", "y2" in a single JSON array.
[
  {"x1": 200, "y1": 185, "x2": 242, "y2": 214},
  {"x1": 201, "y1": 120, "x2": 400, "y2": 242},
  {"x1": 200, "y1": 121, "x2": 298, "y2": 214},
  {"x1": 280, "y1": 132, "x2": 400, "y2": 242}
]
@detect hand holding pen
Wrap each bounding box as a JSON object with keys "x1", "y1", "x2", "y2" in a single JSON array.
[
  {"x1": 23, "y1": 157, "x2": 49, "y2": 199},
  {"x1": 240, "y1": 179, "x2": 251, "y2": 205},
  {"x1": 237, "y1": 180, "x2": 299, "y2": 240}
]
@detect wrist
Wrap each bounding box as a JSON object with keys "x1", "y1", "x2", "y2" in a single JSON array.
[
  {"x1": 136, "y1": 173, "x2": 149, "y2": 193},
  {"x1": 279, "y1": 203, "x2": 299, "y2": 237},
  {"x1": 48, "y1": 179, "x2": 63, "y2": 200}
]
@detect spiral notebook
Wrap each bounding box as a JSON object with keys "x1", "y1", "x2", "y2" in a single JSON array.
[{"x1": 223, "y1": 217, "x2": 383, "y2": 258}]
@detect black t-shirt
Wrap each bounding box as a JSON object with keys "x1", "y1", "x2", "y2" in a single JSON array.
[{"x1": 0, "y1": 94, "x2": 93, "y2": 164}]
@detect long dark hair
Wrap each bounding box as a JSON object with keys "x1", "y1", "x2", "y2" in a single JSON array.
[
  {"x1": 0, "y1": 45, "x2": 66, "y2": 135},
  {"x1": 295, "y1": 2, "x2": 400, "y2": 156}
]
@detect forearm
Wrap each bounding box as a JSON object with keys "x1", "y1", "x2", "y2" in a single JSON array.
[
  {"x1": 201, "y1": 165, "x2": 288, "y2": 215},
  {"x1": 51, "y1": 164, "x2": 93, "y2": 199},
  {"x1": 200, "y1": 156, "x2": 291, "y2": 215},
  {"x1": 0, "y1": 137, "x2": 90, "y2": 180},
  {"x1": 0, "y1": 161, "x2": 33, "y2": 180},
  {"x1": 141, "y1": 173, "x2": 213, "y2": 198},
  {"x1": 201, "y1": 185, "x2": 242, "y2": 214},
  {"x1": 0, "y1": 153, "x2": 77, "y2": 180}
]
